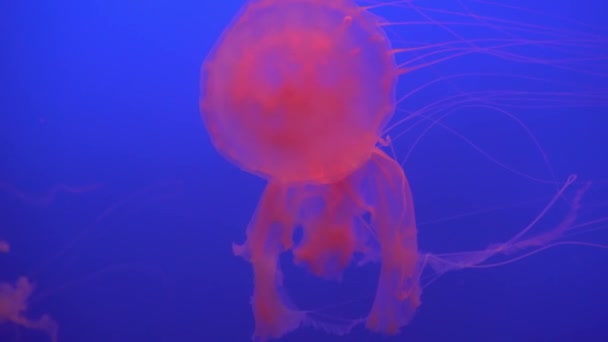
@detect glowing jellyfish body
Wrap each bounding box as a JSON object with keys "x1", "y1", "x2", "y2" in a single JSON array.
[{"x1": 201, "y1": 0, "x2": 418, "y2": 339}]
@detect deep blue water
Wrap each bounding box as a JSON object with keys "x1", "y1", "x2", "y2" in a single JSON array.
[{"x1": 1, "y1": 0, "x2": 607, "y2": 341}]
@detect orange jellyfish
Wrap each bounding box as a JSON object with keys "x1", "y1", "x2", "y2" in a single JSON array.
[
  {"x1": 0, "y1": 240, "x2": 58, "y2": 342},
  {"x1": 199, "y1": 0, "x2": 607, "y2": 340},
  {"x1": 201, "y1": 0, "x2": 418, "y2": 339}
]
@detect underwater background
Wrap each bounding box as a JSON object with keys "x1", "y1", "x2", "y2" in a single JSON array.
[{"x1": 1, "y1": 0, "x2": 607, "y2": 341}]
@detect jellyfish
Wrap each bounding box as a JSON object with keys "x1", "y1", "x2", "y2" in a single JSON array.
[
  {"x1": 0, "y1": 240, "x2": 58, "y2": 342},
  {"x1": 201, "y1": 0, "x2": 420, "y2": 338},
  {"x1": 199, "y1": 0, "x2": 607, "y2": 340}
]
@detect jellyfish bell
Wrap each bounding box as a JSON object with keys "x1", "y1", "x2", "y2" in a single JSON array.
[{"x1": 200, "y1": 0, "x2": 399, "y2": 184}]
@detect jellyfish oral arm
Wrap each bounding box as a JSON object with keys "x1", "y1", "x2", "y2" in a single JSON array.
[
  {"x1": 0, "y1": 277, "x2": 58, "y2": 342},
  {"x1": 232, "y1": 183, "x2": 304, "y2": 341},
  {"x1": 232, "y1": 150, "x2": 425, "y2": 340}
]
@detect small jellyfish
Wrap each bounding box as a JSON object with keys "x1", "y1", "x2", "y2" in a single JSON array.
[{"x1": 0, "y1": 242, "x2": 58, "y2": 342}]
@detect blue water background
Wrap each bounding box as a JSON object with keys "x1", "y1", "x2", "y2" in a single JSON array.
[{"x1": 1, "y1": 0, "x2": 607, "y2": 341}]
